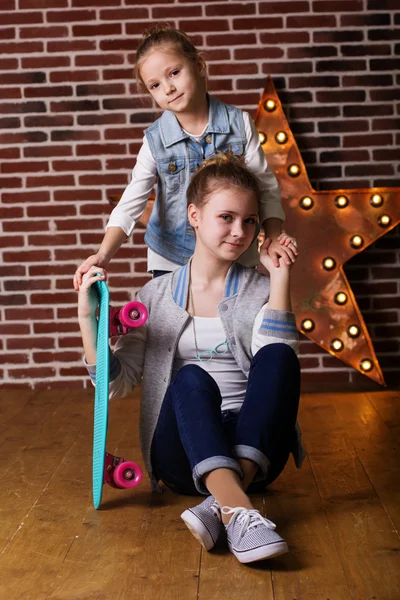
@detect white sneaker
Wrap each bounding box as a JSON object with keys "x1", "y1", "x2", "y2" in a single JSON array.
[
  {"x1": 181, "y1": 496, "x2": 222, "y2": 551},
  {"x1": 223, "y1": 506, "x2": 288, "y2": 564}
]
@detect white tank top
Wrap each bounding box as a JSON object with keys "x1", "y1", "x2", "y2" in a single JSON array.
[{"x1": 172, "y1": 316, "x2": 248, "y2": 412}]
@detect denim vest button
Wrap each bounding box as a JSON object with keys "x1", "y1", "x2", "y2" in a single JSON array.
[
  {"x1": 205, "y1": 135, "x2": 212, "y2": 143},
  {"x1": 221, "y1": 304, "x2": 228, "y2": 311},
  {"x1": 168, "y1": 162, "x2": 177, "y2": 172}
]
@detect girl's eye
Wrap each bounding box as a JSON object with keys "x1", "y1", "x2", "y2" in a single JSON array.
[
  {"x1": 150, "y1": 83, "x2": 159, "y2": 90},
  {"x1": 245, "y1": 218, "x2": 257, "y2": 225},
  {"x1": 171, "y1": 69, "x2": 180, "y2": 77},
  {"x1": 220, "y1": 215, "x2": 233, "y2": 221}
]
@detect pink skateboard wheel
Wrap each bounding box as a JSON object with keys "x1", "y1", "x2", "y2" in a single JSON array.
[
  {"x1": 113, "y1": 460, "x2": 143, "y2": 489},
  {"x1": 119, "y1": 301, "x2": 148, "y2": 329}
]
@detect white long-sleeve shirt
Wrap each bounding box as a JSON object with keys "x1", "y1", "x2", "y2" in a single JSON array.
[{"x1": 106, "y1": 112, "x2": 285, "y2": 271}]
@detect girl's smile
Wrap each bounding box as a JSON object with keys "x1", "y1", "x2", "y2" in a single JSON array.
[
  {"x1": 168, "y1": 93, "x2": 184, "y2": 104},
  {"x1": 225, "y1": 241, "x2": 244, "y2": 248}
]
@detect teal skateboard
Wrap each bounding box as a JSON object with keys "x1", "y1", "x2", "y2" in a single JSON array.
[{"x1": 92, "y1": 278, "x2": 148, "y2": 509}]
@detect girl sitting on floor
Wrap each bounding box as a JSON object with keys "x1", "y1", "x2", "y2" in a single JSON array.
[{"x1": 78, "y1": 153, "x2": 304, "y2": 565}]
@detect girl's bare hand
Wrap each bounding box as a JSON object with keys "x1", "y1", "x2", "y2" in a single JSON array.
[
  {"x1": 73, "y1": 253, "x2": 109, "y2": 291},
  {"x1": 277, "y1": 231, "x2": 298, "y2": 262},
  {"x1": 260, "y1": 238, "x2": 291, "y2": 274},
  {"x1": 77, "y1": 266, "x2": 108, "y2": 319}
]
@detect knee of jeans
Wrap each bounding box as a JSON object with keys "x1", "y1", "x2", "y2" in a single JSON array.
[
  {"x1": 172, "y1": 363, "x2": 217, "y2": 391},
  {"x1": 253, "y1": 343, "x2": 298, "y2": 366}
]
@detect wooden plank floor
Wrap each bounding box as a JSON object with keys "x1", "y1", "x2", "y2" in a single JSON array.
[{"x1": 1, "y1": 388, "x2": 399, "y2": 600}]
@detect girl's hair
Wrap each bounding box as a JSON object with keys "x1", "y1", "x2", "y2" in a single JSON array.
[
  {"x1": 187, "y1": 152, "x2": 260, "y2": 209},
  {"x1": 135, "y1": 23, "x2": 206, "y2": 94}
]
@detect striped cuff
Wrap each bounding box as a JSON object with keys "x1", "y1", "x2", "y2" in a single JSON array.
[
  {"x1": 259, "y1": 308, "x2": 298, "y2": 340},
  {"x1": 84, "y1": 359, "x2": 97, "y2": 385}
]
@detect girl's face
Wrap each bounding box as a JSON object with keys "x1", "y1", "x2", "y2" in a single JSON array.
[
  {"x1": 188, "y1": 185, "x2": 259, "y2": 262},
  {"x1": 139, "y1": 47, "x2": 206, "y2": 114}
]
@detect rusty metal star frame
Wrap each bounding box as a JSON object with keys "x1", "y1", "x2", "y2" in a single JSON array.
[
  {"x1": 256, "y1": 76, "x2": 400, "y2": 386},
  {"x1": 111, "y1": 78, "x2": 399, "y2": 385}
]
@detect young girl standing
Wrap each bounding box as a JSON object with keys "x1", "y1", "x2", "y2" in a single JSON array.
[
  {"x1": 73, "y1": 25, "x2": 298, "y2": 289},
  {"x1": 78, "y1": 154, "x2": 304, "y2": 565}
]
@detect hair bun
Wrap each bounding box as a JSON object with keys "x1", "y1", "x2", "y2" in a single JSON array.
[
  {"x1": 141, "y1": 23, "x2": 172, "y2": 41},
  {"x1": 197, "y1": 150, "x2": 243, "y2": 172},
  {"x1": 187, "y1": 150, "x2": 259, "y2": 208}
]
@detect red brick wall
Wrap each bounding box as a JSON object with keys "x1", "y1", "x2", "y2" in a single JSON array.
[{"x1": 0, "y1": 0, "x2": 399, "y2": 390}]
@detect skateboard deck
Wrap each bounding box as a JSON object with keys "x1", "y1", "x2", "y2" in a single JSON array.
[
  {"x1": 92, "y1": 279, "x2": 146, "y2": 509},
  {"x1": 93, "y1": 277, "x2": 110, "y2": 509}
]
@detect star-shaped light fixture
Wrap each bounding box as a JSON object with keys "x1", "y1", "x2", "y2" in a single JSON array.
[{"x1": 256, "y1": 77, "x2": 400, "y2": 385}]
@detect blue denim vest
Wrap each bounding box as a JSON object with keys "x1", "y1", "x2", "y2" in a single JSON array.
[{"x1": 144, "y1": 94, "x2": 247, "y2": 265}]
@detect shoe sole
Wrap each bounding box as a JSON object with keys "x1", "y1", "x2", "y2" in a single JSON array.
[
  {"x1": 181, "y1": 509, "x2": 216, "y2": 551},
  {"x1": 230, "y1": 540, "x2": 289, "y2": 564}
]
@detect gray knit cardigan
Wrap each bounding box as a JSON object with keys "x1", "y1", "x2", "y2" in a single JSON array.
[{"x1": 86, "y1": 261, "x2": 305, "y2": 489}]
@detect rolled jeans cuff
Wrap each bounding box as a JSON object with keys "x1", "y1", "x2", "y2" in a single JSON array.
[
  {"x1": 193, "y1": 456, "x2": 243, "y2": 495},
  {"x1": 233, "y1": 444, "x2": 270, "y2": 482}
]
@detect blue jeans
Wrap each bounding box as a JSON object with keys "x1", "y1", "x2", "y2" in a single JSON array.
[{"x1": 150, "y1": 343, "x2": 301, "y2": 496}]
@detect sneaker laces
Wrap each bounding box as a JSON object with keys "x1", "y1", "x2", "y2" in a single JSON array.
[
  {"x1": 209, "y1": 498, "x2": 221, "y2": 520},
  {"x1": 222, "y1": 506, "x2": 276, "y2": 541}
]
